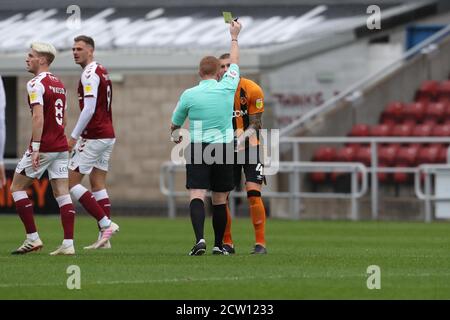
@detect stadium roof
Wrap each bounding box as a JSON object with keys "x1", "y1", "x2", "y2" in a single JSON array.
[{"x1": 0, "y1": 0, "x2": 441, "y2": 74}]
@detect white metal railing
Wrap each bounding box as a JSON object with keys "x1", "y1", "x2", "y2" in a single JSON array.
[
  {"x1": 160, "y1": 160, "x2": 368, "y2": 220},
  {"x1": 281, "y1": 136, "x2": 450, "y2": 221},
  {"x1": 414, "y1": 164, "x2": 450, "y2": 222},
  {"x1": 280, "y1": 23, "x2": 450, "y2": 137}
]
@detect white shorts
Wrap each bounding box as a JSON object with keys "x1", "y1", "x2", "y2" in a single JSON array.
[
  {"x1": 16, "y1": 151, "x2": 69, "y2": 180},
  {"x1": 69, "y1": 138, "x2": 116, "y2": 175}
]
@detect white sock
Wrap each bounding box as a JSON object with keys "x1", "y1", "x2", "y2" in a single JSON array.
[
  {"x1": 98, "y1": 216, "x2": 111, "y2": 229},
  {"x1": 92, "y1": 189, "x2": 108, "y2": 201},
  {"x1": 98, "y1": 231, "x2": 102, "y2": 241},
  {"x1": 198, "y1": 239, "x2": 205, "y2": 244},
  {"x1": 27, "y1": 232, "x2": 39, "y2": 241},
  {"x1": 62, "y1": 239, "x2": 74, "y2": 247}
]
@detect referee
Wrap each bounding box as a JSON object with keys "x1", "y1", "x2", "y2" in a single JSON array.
[{"x1": 170, "y1": 20, "x2": 242, "y2": 255}]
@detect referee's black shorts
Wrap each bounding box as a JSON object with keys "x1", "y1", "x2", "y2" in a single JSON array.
[{"x1": 185, "y1": 143, "x2": 235, "y2": 192}]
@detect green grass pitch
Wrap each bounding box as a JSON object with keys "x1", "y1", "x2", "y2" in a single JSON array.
[{"x1": 0, "y1": 215, "x2": 450, "y2": 299}]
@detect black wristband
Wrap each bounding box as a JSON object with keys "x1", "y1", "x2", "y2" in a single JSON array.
[{"x1": 232, "y1": 39, "x2": 238, "y2": 42}]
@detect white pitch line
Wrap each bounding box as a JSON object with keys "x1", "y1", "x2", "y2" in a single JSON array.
[
  {"x1": 0, "y1": 275, "x2": 285, "y2": 288},
  {"x1": 2, "y1": 272, "x2": 450, "y2": 289}
]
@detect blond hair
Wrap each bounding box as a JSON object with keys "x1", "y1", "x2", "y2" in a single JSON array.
[{"x1": 30, "y1": 42, "x2": 57, "y2": 64}]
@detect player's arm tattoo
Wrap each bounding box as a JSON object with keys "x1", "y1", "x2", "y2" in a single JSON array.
[{"x1": 237, "y1": 112, "x2": 263, "y2": 145}]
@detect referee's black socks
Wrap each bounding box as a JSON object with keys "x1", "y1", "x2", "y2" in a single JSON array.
[
  {"x1": 190, "y1": 198, "x2": 205, "y2": 243},
  {"x1": 212, "y1": 204, "x2": 227, "y2": 248}
]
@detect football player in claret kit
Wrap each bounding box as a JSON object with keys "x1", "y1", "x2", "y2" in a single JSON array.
[
  {"x1": 10, "y1": 42, "x2": 76, "y2": 255},
  {"x1": 68, "y1": 35, "x2": 119, "y2": 249}
]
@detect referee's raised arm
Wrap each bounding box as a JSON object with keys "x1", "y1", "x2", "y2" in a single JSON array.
[{"x1": 229, "y1": 20, "x2": 242, "y2": 65}]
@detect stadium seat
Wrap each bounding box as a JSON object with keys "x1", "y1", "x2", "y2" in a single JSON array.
[
  {"x1": 330, "y1": 146, "x2": 358, "y2": 183},
  {"x1": 437, "y1": 146, "x2": 448, "y2": 163},
  {"x1": 402, "y1": 102, "x2": 426, "y2": 124},
  {"x1": 380, "y1": 102, "x2": 404, "y2": 124},
  {"x1": 393, "y1": 145, "x2": 419, "y2": 184},
  {"x1": 370, "y1": 123, "x2": 392, "y2": 137},
  {"x1": 310, "y1": 147, "x2": 337, "y2": 184},
  {"x1": 313, "y1": 146, "x2": 337, "y2": 162},
  {"x1": 415, "y1": 80, "x2": 439, "y2": 103},
  {"x1": 424, "y1": 102, "x2": 446, "y2": 124},
  {"x1": 379, "y1": 144, "x2": 399, "y2": 166},
  {"x1": 355, "y1": 146, "x2": 371, "y2": 166},
  {"x1": 390, "y1": 123, "x2": 414, "y2": 147},
  {"x1": 437, "y1": 81, "x2": 450, "y2": 103},
  {"x1": 377, "y1": 145, "x2": 399, "y2": 183},
  {"x1": 349, "y1": 123, "x2": 371, "y2": 137},
  {"x1": 346, "y1": 124, "x2": 370, "y2": 149},
  {"x1": 417, "y1": 145, "x2": 440, "y2": 165},
  {"x1": 409, "y1": 123, "x2": 432, "y2": 148},
  {"x1": 431, "y1": 123, "x2": 450, "y2": 148}
]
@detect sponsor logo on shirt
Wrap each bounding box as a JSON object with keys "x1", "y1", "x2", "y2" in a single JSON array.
[
  {"x1": 84, "y1": 85, "x2": 92, "y2": 94},
  {"x1": 29, "y1": 91, "x2": 38, "y2": 103},
  {"x1": 255, "y1": 98, "x2": 263, "y2": 109},
  {"x1": 232, "y1": 109, "x2": 248, "y2": 118}
]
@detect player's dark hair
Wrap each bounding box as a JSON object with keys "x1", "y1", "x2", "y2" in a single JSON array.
[
  {"x1": 219, "y1": 53, "x2": 230, "y2": 60},
  {"x1": 74, "y1": 35, "x2": 95, "y2": 49}
]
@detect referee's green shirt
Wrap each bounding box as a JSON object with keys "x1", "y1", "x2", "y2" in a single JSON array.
[{"x1": 172, "y1": 64, "x2": 240, "y2": 144}]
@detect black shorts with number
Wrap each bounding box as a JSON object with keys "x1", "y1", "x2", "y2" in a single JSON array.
[
  {"x1": 233, "y1": 146, "x2": 265, "y2": 187},
  {"x1": 186, "y1": 143, "x2": 235, "y2": 192}
]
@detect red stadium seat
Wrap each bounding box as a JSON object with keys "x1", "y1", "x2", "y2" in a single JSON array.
[
  {"x1": 310, "y1": 172, "x2": 327, "y2": 184},
  {"x1": 313, "y1": 147, "x2": 337, "y2": 162},
  {"x1": 355, "y1": 146, "x2": 371, "y2": 166},
  {"x1": 377, "y1": 145, "x2": 399, "y2": 183},
  {"x1": 437, "y1": 81, "x2": 450, "y2": 103},
  {"x1": 417, "y1": 145, "x2": 440, "y2": 165},
  {"x1": 415, "y1": 80, "x2": 439, "y2": 103},
  {"x1": 310, "y1": 147, "x2": 337, "y2": 184},
  {"x1": 390, "y1": 123, "x2": 414, "y2": 147},
  {"x1": 393, "y1": 145, "x2": 419, "y2": 184},
  {"x1": 431, "y1": 124, "x2": 450, "y2": 148},
  {"x1": 330, "y1": 146, "x2": 358, "y2": 183},
  {"x1": 396, "y1": 145, "x2": 419, "y2": 166},
  {"x1": 437, "y1": 146, "x2": 448, "y2": 163},
  {"x1": 432, "y1": 124, "x2": 450, "y2": 136},
  {"x1": 391, "y1": 123, "x2": 414, "y2": 137},
  {"x1": 424, "y1": 102, "x2": 446, "y2": 124},
  {"x1": 349, "y1": 123, "x2": 370, "y2": 136},
  {"x1": 378, "y1": 145, "x2": 399, "y2": 166},
  {"x1": 347, "y1": 124, "x2": 370, "y2": 149},
  {"x1": 380, "y1": 102, "x2": 404, "y2": 124},
  {"x1": 411, "y1": 123, "x2": 433, "y2": 147},
  {"x1": 402, "y1": 102, "x2": 426, "y2": 124},
  {"x1": 370, "y1": 124, "x2": 392, "y2": 137}
]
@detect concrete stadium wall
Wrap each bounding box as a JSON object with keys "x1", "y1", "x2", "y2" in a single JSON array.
[{"x1": 16, "y1": 72, "x2": 261, "y2": 212}]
